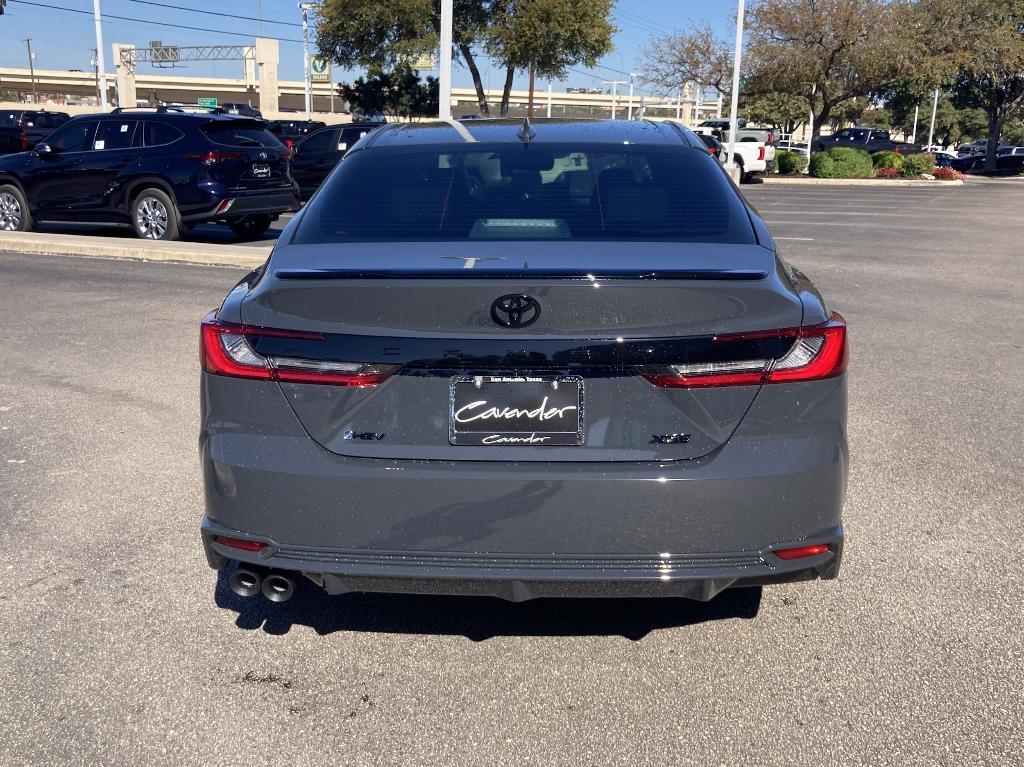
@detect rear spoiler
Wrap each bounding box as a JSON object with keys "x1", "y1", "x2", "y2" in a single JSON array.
[{"x1": 273, "y1": 268, "x2": 770, "y2": 281}]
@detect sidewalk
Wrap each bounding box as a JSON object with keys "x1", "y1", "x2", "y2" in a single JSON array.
[{"x1": 0, "y1": 231, "x2": 270, "y2": 269}]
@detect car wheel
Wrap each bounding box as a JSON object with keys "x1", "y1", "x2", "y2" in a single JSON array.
[
  {"x1": 132, "y1": 188, "x2": 180, "y2": 241},
  {"x1": 227, "y1": 214, "x2": 273, "y2": 240},
  {"x1": 0, "y1": 184, "x2": 33, "y2": 232}
]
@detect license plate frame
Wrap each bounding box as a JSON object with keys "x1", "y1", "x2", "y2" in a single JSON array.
[
  {"x1": 251, "y1": 163, "x2": 271, "y2": 179},
  {"x1": 449, "y1": 375, "x2": 584, "y2": 446}
]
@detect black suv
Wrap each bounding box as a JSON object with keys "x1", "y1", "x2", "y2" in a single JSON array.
[
  {"x1": 0, "y1": 110, "x2": 71, "y2": 155},
  {"x1": 291, "y1": 122, "x2": 384, "y2": 199},
  {"x1": 0, "y1": 109, "x2": 299, "y2": 240}
]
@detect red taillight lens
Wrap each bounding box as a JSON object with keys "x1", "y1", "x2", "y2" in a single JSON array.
[
  {"x1": 20, "y1": 131, "x2": 28, "y2": 152},
  {"x1": 200, "y1": 311, "x2": 397, "y2": 387},
  {"x1": 766, "y1": 132, "x2": 774, "y2": 145},
  {"x1": 644, "y1": 313, "x2": 847, "y2": 389},
  {"x1": 183, "y1": 151, "x2": 245, "y2": 165},
  {"x1": 284, "y1": 138, "x2": 294, "y2": 148},
  {"x1": 775, "y1": 544, "x2": 829, "y2": 560},
  {"x1": 216, "y1": 536, "x2": 266, "y2": 552}
]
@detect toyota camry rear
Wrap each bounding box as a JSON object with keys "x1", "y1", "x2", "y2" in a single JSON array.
[{"x1": 200, "y1": 119, "x2": 847, "y2": 604}]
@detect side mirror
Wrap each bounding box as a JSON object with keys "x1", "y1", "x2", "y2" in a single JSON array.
[{"x1": 34, "y1": 142, "x2": 55, "y2": 158}]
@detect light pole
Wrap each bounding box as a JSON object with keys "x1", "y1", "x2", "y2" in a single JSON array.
[
  {"x1": 546, "y1": 79, "x2": 553, "y2": 118},
  {"x1": 24, "y1": 39, "x2": 37, "y2": 104},
  {"x1": 910, "y1": 103, "x2": 920, "y2": 144},
  {"x1": 93, "y1": 0, "x2": 108, "y2": 109},
  {"x1": 926, "y1": 88, "x2": 939, "y2": 150},
  {"x1": 602, "y1": 80, "x2": 626, "y2": 119},
  {"x1": 438, "y1": 0, "x2": 453, "y2": 120},
  {"x1": 726, "y1": 0, "x2": 745, "y2": 171},
  {"x1": 299, "y1": 3, "x2": 314, "y2": 118},
  {"x1": 627, "y1": 72, "x2": 642, "y2": 120}
]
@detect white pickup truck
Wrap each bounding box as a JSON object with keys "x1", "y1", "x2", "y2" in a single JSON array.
[{"x1": 691, "y1": 122, "x2": 777, "y2": 182}]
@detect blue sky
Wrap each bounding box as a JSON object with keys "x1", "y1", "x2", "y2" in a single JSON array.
[{"x1": 0, "y1": 0, "x2": 729, "y2": 93}]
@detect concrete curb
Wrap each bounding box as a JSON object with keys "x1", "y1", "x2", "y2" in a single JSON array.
[
  {"x1": 0, "y1": 231, "x2": 269, "y2": 269},
  {"x1": 760, "y1": 177, "x2": 963, "y2": 187}
]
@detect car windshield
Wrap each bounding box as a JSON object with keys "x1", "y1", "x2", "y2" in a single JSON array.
[{"x1": 294, "y1": 144, "x2": 754, "y2": 244}]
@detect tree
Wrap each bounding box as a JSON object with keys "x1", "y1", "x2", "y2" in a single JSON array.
[
  {"x1": 640, "y1": 23, "x2": 734, "y2": 100},
  {"x1": 339, "y1": 67, "x2": 439, "y2": 119},
  {"x1": 486, "y1": 0, "x2": 615, "y2": 116},
  {"x1": 317, "y1": 0, "x2": 493, "y2": 115},
  {"x1": 744, "y1": 0, "x2": 918, "y2": 147},
  {"x1": 920, "y1": 0, "x2": 1024, "y2": 169},
  {"x1": 317, "y1": 0, "x2": 614, "y2": 119},
  {"x1": 739, "y1": 91, "x2": 808, "y2": 133}
]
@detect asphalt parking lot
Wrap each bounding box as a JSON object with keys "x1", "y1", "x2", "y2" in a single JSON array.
[{"x1": 1, "y1": 180, "x2": 1022, "y2": 765}]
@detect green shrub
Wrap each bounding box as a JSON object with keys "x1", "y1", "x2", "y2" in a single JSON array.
[
  {"x1": 776, "y1": 149, "x2": 809, "y2": 175},
  {"x1": 872, "y1": 150, "x2": 904, "y2": 170},
  {"x1": 809, "y1": 147, "x2": 874, "y2": 178},
  {"x1": 901, "y1": 153, "x2": 937, "y2": 177}
]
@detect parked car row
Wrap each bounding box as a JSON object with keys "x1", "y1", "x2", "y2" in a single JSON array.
[
  {"x1": 0, "y1": 109, "x2": 71, "y2": 154},
  {"x1": 0, "y1": 107, "x2": 386, "y2": 240}
]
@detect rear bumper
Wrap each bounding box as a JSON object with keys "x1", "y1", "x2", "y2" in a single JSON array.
[
  {"x1": 180, "y1": 186, "x2": 300, "y2": 222},
  {"x1": 200, "y1": 372, "x2": 848, "y2": 600},
  {"x1": 202, "y1": 517, "x2": 843, "y2": 601}
]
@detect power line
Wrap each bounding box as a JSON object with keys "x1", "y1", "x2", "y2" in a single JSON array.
[
  {"x1": 10, "y1": 0, "x2": 304, "y2": 43},
  {"x1": 125, "y1": 0, "x2": 298, "y2": 28}
]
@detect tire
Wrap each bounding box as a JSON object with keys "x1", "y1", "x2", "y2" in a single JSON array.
[
  {"x1": 131, "y1": 188, "x2": 179, "y2": 241},
  {"x1": 0, "y1": 184, "x2": 33, "y2": 232},
  {"x1": 227, "y1": 214, "x2": 273, "y2": 240}
]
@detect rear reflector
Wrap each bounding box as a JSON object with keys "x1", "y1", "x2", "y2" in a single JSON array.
[
  {"x1": 774, "y1": 544, "x2": 829, "y2": 560},
  {"x1": 200, "y1": 311, "x2": 397, "y2": 387},
  {"x1": 216, "y1": 536, "x2": 266, "y2": 552},
  {"x1": 644, "y1": 312, "x2": 846, "y2": 388}
]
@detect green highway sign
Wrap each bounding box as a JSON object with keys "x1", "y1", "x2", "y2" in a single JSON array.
[{"x1": 197, "y1": 97, "x2": 218, "y2": 107}]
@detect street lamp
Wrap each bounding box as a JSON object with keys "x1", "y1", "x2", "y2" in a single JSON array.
[
  {"x1": 298, "y1": 2, "x2": 315, "y2": 118},
  {"x1": 93, "y1": 0, "x2": 108, "y2": 110},
  {"x1": 726, "y1": 0, "x2": 745, "y2": 172},
  {"x1": 627, "y1": 72, "x2": 643, "y2": 120},
  {"x1": 438, "y1": 0, "x2": 453, "y2": 120}
]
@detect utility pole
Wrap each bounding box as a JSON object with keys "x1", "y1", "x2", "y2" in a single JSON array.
[
  {"x1": 726, "y1": 0, "x2": 745, "y2": 171},
  {"x1": 438, "y1": 0, "x2": 453, "y2": 119},
  {"x1": 927, "y1": 88, "x2": 939, "y2": 150},
  {"x1": 627, "y1": 72, "x2": 642, "y2": 120},
  {"x1": 91, "y1": 49, "x2": 101, "y2": 106},
  {"x1": 24, "y1": 40, "x2": 37, "y2": 104},
  {"x1": 602, "y1": 80, "x2": 626, "y2": 119},
  {"x1": 676, "y1": 87, "x2": 682, "y2": 120},
  {"x1": 93, "y1": 0, "x2": 108, "y2": 109},
  {"x1": 257, "y1": 0, "x2": 264, "y2": 36},
  {"x1": 298, "y1": 3, "x2": 314, "y2": 118}
]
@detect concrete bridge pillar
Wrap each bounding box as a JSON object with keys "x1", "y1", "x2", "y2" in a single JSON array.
[
  {"x1": 255, "y1": 38, "x2": 279, "y2": 114},
  {"x1": 112, "y1": 44, "x2": 136, "y2": 108}
]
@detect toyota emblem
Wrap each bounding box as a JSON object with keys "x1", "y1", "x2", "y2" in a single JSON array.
[{"x1": 490, "y1": 294, "x2": 541, "y2": 328}]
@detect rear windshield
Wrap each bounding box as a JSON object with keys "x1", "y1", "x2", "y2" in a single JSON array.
[
  {"x1": 202, "y1": 121, "x2": 282, "y2": 148},
  {"x1": 293, "y1": 144, "x2": 754, "y2": 243}
]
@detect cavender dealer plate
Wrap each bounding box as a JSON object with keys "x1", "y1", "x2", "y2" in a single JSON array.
[{"x1": 449, "y1": 375, "x2": 584, "y2": 446}]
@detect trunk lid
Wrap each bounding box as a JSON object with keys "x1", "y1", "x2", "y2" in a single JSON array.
[
  {"x1": 241, "y1": 241, "x2": 801, "y2": 462},
  {"x1": 200, "y1": 119, "x2": 292, "y2": 190}
]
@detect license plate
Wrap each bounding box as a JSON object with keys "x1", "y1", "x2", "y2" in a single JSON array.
[
  {"x1": 251, "y1": 163, "x2": 271, "y2": 178},
  {"x1": 449, "y1": 375, "x2": 583, "y2": 446}
]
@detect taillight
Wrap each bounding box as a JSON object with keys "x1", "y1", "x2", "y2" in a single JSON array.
[
  {"x1": 284, "y1": 138, "x2": 294, "y2": 148},
  {"x1": 766, "y1": 132, "x2": 774, "y2": 145},
  {"x1": 758, "y1": 146, "x2": 766, "y2": 161},
  {"x1": 216, "y1": 536, "x2": 266, "y2": 552},
  {"x1": 644, "y1": 312, "x2": 847, "y2": 388},
  {"x1": 775, "y1": 544, "x2": 829, "y2": 560},
  {"x1": 20, "y1": 131, "x2": 28, "y2": 152},
  {"x1": 183, "y1": 151, "x2": 245, "y2": 165},
  {"x1": 200, "y1": 312, "x2": 397, "y2": 386}
]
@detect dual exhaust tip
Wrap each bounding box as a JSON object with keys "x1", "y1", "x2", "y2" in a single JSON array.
[{"x1": 228, "y1": 565, "x2": 296, "y2": 603}]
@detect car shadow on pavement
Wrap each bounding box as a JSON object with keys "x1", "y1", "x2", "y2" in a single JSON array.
[{"x1": 213, "y1": 567, "x2": 762, "y2": 641}]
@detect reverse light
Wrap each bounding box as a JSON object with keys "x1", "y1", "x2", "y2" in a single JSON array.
[
  {"x1": 774, "y1": 544, "x2": 830, "y2": 560},
  {"x1": 200, "y1": 312, "x2": 397, "y2": 387},
  {"x1": 644, "y1": 313, "x2": 847, "y2": 388}
]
